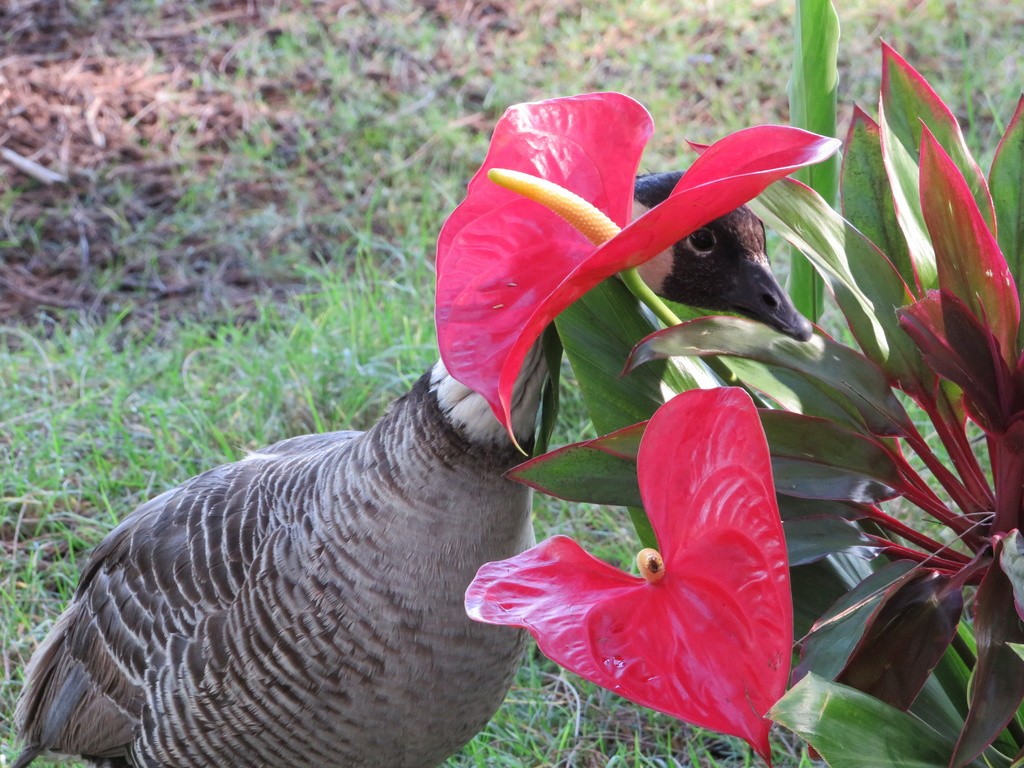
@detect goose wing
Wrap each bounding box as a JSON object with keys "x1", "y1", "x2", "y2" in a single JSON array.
[{"x1": 15, "y1": 430, "x2": 362, "y2": 762}]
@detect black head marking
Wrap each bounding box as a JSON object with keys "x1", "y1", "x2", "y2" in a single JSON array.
[
  {"x1": 633, "y1": 170, "x2": 683, "y2": 210},
  {"x1": 634, "y1": 172, "x2": 813, "y2": 341}
]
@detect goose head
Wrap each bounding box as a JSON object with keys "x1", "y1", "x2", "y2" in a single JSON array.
[{"x1": 633, "y1": 171, "x2": 813, "y2": 342}]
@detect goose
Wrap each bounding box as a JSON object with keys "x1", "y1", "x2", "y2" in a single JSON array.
[
  {"x1": 12, "y1": 175, "x2": 810, "y2": 768},
  {"x1": 633, "y1": 172, "x2": 812, "y2": 341}
]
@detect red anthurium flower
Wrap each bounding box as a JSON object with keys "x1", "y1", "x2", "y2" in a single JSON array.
[
  {"x1": 435, "y1": 92, "x2": 840, "y2": 436},
  {"x1": 465, "y1": 388, "x2": 792, "y2": 763}
]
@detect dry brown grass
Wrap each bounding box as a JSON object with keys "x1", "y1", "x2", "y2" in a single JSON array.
[
  {"x1": 1, "y1": 0, "x2": 1022, "y2": 329},
  {"x1": 0, "y1": 0, "x2": 569, "y2": 324},
  {"x1": 1, "y1": 0, "x2": 294, "y2": 321}
]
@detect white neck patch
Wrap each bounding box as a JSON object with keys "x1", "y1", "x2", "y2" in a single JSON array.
[
  {"x1": 430, "y1": 360, "x2": 508, "y2": 444},
  {"x1": 430, "y1": 344, "x2": 545, "y2": 447}
]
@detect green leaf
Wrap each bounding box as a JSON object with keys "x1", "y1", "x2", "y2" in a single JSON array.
[
  {"x1": 753, "y1": 178, "x2": 933, "y2": 399},
  {"x1": 773, "y1": 459, "x2": 897, "y2": 504},
  {"x1": 1004, "y1": 531, "x2": 1024, "y2": 621},
  {"x1": 788, "y1": 0, "x2": 840, "y2": 202},
  {"x1": 841, "y1": 106, "x2": 915, "y2": 290},
  {"x1": 723, "y1": 356, "x2": 871, "y2": 433},
  {"x1": 556, "y1": 279, "x2": 708, "y2": 546},
  {"x1": 761, "y1": 410, "x2": 907, "y2": 503},
  {"x1": 556, "y1": 278, "x2": 711, "y2": 435},
  {"x1": 783, "y1": 515, "x2": 876, "y2": 566},
  {"x1": 778, "y1": 495, "x2": 863, "y2": 521},
  {"x1": 793, "y1": 562, "x2": 970, "y2": 741},
  {"x1": 533, "y1": 324, "x2": 563, "y2": 456},
  {"x1": 787, "y1": 0, "x2": 840, "y2": 321},
  {"x1": 989, "y1": 97, "x2": 1024, "y2": 348},
  {"x1": 791, "y1": 559, "x2": 869, "y2": 642},
  {"x1": 772, "y1": 673, "x2": 962, "y2": 767},
  {"x1": 588, "y1": 424, "x2": 643, "y2": 458},
  {"x1": 508, "y1": 424, "x2": 645, "y2": 510},
  {"x1": 627, "y1": 316, "x2": 913, "y2": 436},
  {"x1": 929, "y1": 622, "x2": 975, "y2": 724}
]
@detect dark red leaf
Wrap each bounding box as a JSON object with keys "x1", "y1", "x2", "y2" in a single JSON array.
[
  {"x1": 795, "y1": 561, "x2": 919, "y2": 683},
  {"x1": 897, "y1": 291, "x2": 1011, "y2": 432},
  {"x1": 466, "y1": 388, "x2": 791, "y2": 762},
  {"x1": 919, "y1": 126, "x2": 1020, "y2": 365},
  {"x1": 760, "y1": 410, "x2": 910, "y2": 502},
  {"x1": 835, "y1": 569, "x2": 963, "y2": 711},
  {"x1": 951, "y1": 540, "x2": 1024, "y2": 767}
]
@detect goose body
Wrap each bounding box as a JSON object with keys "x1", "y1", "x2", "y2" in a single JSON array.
[
  {"x1": 13, "y1": 175, "x2": 810, "y2": 768},
  {"x1": 14, "y1": 359, "x2": 544, "y2": 768}
]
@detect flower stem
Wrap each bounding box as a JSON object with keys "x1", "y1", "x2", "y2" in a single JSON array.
[
  {"x1": 619, "y1": 267, "x2": 682, "y2": 327},
  {"x1": 619, "y1": 267, "x2": 743, "y2": 387},
  {"x1": 992, "y1": 444, "x2": 1024, "y2": 535},
  {"x1": 863, "y1": 536, "x2": 965, "y2": 573},
  {"x1": 857, "y1": 504, "x2": 970, "y2": 560},
  {"x1": 923, "y1": 392, "x2": 994, "y2": 512}
]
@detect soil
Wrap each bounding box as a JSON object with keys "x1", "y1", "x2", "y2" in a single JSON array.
[
  {"x1": 0, "y1": 0, "x2": 539, "y2": 327},
  {"x1": 0, "y1": 0, "x2": 280, "y2": 324}
]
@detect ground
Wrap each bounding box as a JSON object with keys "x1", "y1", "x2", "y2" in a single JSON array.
[
  {"x1": 3, "y1": 1, "x2": 1024, "y2": 765},
  {"x1": 5, "y1": 0, "x2": 1020, "y2": 329}
]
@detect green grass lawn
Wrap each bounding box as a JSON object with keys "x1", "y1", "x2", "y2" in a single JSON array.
[{"x1": 3, "y1": 0, "x2": 1024, "y2": 765}]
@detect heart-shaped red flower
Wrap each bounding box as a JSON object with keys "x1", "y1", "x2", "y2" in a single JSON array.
[
  {"x1": 435, "y1": 92, "x2": 840, "y2": 437},
  {"x1": 466, "y1": 387, "x2": 792, "y2": 763}
]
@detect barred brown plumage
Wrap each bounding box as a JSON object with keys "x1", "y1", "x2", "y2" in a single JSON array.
[
  {"x1": 15, "y1": 361, "x2": 542, "y2": 768},
  {"x1": 13, "y1": 175, "x2": 811, "y2": 768}
]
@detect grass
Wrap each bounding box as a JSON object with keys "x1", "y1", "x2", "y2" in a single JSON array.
[{"x1": 3, "y1": 0, "x2": 1024, "y2": 765}]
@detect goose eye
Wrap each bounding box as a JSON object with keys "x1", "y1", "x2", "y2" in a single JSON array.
[{"x1": 687, "y1": 229, "x2": 716, "y2": 252}]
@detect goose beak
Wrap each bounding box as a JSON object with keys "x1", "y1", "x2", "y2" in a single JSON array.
[{"x1": 724, "y1": 259, "x2": 814, "y2": 342}]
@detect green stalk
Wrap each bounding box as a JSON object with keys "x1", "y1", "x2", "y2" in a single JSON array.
[
  {"x1": 788, "y1": 0, "x2": 840, "y2": 321},
  {"x1": 619, "y1": 267, "x2": 742, "y2": 387},
  {"x1": 619, "y1": 267, "x2": 682, "y2": 327}
]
